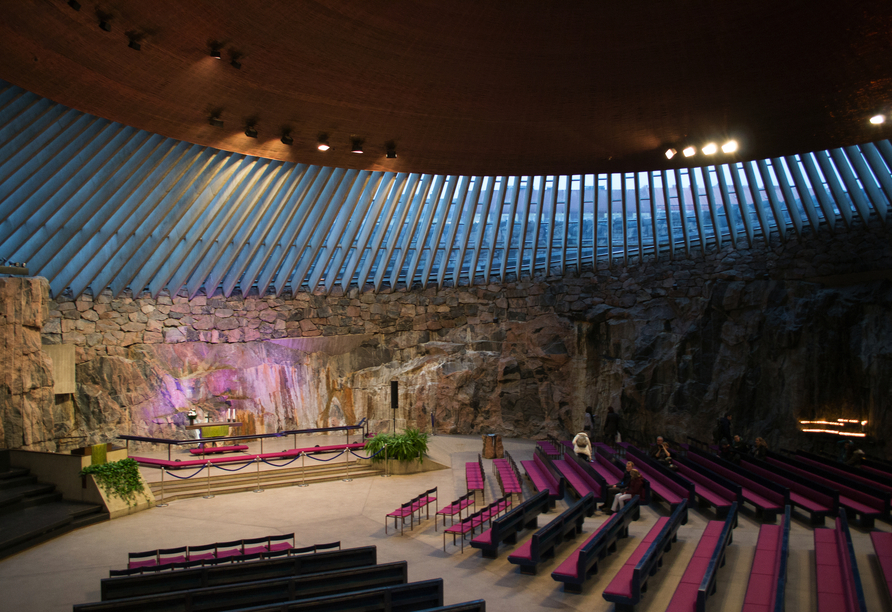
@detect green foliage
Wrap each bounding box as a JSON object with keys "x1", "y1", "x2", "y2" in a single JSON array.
[
  {"x1": 364, "y1": 428, "x2": 429, "y2": 463},
  {"x1": 80, "y1": 458, "x2": 146, "y2": 506}
]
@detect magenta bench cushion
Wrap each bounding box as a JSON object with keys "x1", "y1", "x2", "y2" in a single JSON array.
[
  {"x1": 603, "y1": 517, "x2": 669, "y2": 598},
  {"x1": 189, "y1": 445, "x2": 250, "y2": 455}
]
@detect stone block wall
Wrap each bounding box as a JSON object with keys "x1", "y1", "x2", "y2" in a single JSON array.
[{"x1": 2, "y1": 219, "x2": 891, "y2": 455}]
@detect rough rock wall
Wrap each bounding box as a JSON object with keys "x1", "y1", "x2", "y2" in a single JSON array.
[
  {"x1": 0, "y1": 278, "x2": 56, "y2": 450},
  {"x1": 2, "y1": 220, "x2": 891, "y2": 455}
]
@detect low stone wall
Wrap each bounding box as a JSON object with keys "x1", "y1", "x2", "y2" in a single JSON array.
[{"x1": 1, "y1": 218, "x2": 889, "y2": 456}]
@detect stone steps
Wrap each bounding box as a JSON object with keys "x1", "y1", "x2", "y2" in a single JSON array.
[
  {"x1": 0, "y1": 467, "x2": 108, "y2": 560},
  {"x1": 149, "y1": 460, "x2": 385, "y2": 502}
]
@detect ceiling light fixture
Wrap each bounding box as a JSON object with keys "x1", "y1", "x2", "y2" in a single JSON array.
[
  {"x1": 665, "y1": 148, "x2": 677, "y2": 160},
  {"x1": 702, "y1": 143, "x2": 718, "y2": 155},
  {"x1": 281, "y1": 130, "x2": 293, "y2": 146},
  {"x1": 99, "y1": 19, "x2": 111, "y2": 32},
  {"x1": 317, "y1": 135, "x2": 330, "y2": 151},
  {"x1": 210, "y1": 50, "x2": 221, "y2": 59},
  {"x1": 208, "y1": 112, "x2": 224, "y2": 127},
  {"x1": 231, "y1": 59, "x2": 241, "y2": 69},
  {"x1": 870, "y1": 114, "x2": 885, "y2": 125},
  {"x1": 682, "y1": 146, "x2": 696, "y2": 157},
  {"x1": 721, "y1": 140, "x2": 738, "y2": 153},
  {"x1": 245, "y1": 126, "x2": 258, "y2": 138},
  {"x1": 385, "y1": 141, "x2": 397, "y2": 159},
  {"x1": 67, "y1": 0, "x2": 81, "y2": 10},
  {"x1": 351, "y1": 138, "x2": 364, "y2": 154}
]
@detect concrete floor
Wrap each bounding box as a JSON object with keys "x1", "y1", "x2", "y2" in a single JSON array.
[{"x1": 1, "y1": 434, "x2": 890, "y2": 612}]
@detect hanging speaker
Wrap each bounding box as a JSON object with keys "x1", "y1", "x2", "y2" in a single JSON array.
[{"x1": 391, "y1": 381, "x2": 398, "y2": 410}]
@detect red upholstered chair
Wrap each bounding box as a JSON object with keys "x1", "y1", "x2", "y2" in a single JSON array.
[
  {"x1": 158, "y1": 546, "x2": 187, "y2": 565},
  {"x1": 242, "y1": 537, "x2": 270, "y2": 556},
  {"x1": 387, "y1": 499, "x2": 417, "y2": 535},
  {"x1": 127, "y1": 549, "x2": 158, "y2": 570},
  {"x1": 268, "y1": 533, "x2": 295, "y2": 554},
  {"x1": 214, "y1": 540, "x2": 244, "y2": 560},
  {"x1": 187, "y1": 543, "x2": 217, "y2": 562}
]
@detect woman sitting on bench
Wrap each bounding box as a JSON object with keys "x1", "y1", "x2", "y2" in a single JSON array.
[
  {"x1": 601, "y1": 461, "x2": 635, "y2": 512},
  {"x1": 610, "y1": 469, "x2": 644, "y2": 514}
]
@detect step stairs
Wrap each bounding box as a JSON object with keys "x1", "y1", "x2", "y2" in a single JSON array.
[
  {"x1": 0, "y1": 465, "x2": 108, "y2": 560},
  {"x1": 150, "y1": 458, "x2": 385, "y2": 502}
]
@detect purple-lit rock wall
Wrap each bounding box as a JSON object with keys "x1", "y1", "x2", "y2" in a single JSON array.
[{"x1": 2, "y1": 221, "x2": 891, "y2": 455}]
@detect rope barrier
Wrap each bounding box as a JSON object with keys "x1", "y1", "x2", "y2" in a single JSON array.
[
  {"x1": 305, "y1": 450, "x2": 348, "y2": 462},
  {"x1": 165, "y1": 467, "x2": 206, "y2": 480},
  {"x1": 260, "y1": 456, "x2": 301, "y2": 468},
  {"x1": 213, "y1": 462, "x2": 255, "y2": 472},
  {"x1": 349, "y1": 446, "x2": 387, "y2": 460}
]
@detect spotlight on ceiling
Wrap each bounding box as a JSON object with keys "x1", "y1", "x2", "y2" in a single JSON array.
[
  {"x1": 870, "y1": 114, "x2": 886, "y2": 125},
  {"x1": 210, "y1": 50, "x2": 221, "y2": 59},
  {"x1": 665, "y1": 148, "x2": 677, "y2": 160},
  {"x1": 67, "y1": 0, "x2": 81, "y2": 10},
  {"x1": 317, "y1": 135, "x2": 330, "y2": 151},
  {"x1": 702, "y1": 143, "x2": 718, "y2": 155},
  {"x1": 231, "y1": 59, "x2": 241, "y2": 69},
  {"x1": 721, "y1": 140, "x2": 738, "y2": 153},
  {"x1": 128, "y1": 38, "x2": 141, "y2": 51},
  {"x1": 682, "y1": 146, "x2": 696, "y2": 157},
  {"x1": 281, "y1": 130, "x2": 293, "y2": 146},
  {"x1": 351, "y1": 138, "x2": 364, "y2": 154},
  {"x1": 99, "y1": 19, "x2": 111, "y2": 32},
  {"x1": 208, "y1": 113, "x2": 224, "y2": 127},
  {"x1": 385, "y1": 141, "x2": 397, "y2": 159},
  {"x1": 245, "y1": 126, "x2": 258, "y2": 138}
]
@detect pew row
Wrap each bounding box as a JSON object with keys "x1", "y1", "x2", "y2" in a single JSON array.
[
  {"x1": 686, "y1": 449, "x2": 789, "y2": 522},
  {"x1": 520, "y1": 447, "x2": 566, "y2": 508},
  {"x1": 470, "y1": 490, "x2": 550, "y2": 558},
  {"x1": 740, "y1": 457, "x2": 838, "y2": 525},
  {"x1": 74, "y1": 562, "x2": 408, "y2": 612},
  {"x1": 742, "y1": 505, "x2": 791, "y2": 612},
  {"x1": 195, "y1": 580, "x2": 446, "y2": 612},
  {"x1": 551, "y1": 495, "x2": 641, "y2": 593},
  {"x1": 665, "y1": 502, "x2": 738, "y2": 612},
  {"x1": 507, "y1": 493, "x2": 596, "y2": 575},
  {"x1": 602, "y1": 499, "x2": 689, "y2": 612},
  {"x1": 814, "y1": 510, "x2": 867, "y2": 612},
  {"x1": 101, "y1": 545, "x2": 376, "y2": 601}
]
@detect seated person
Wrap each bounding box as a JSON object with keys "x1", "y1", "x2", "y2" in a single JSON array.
[
  {"x1": 610, "y1": 469, "x2": 645, "y2": 513},
  {"x1": 651, "y1": 436, "x2": 677, "y2": 470},
  {"x1": 601, "y1": 461, "x2": 634, "y2": 511},
  {"x1": 731, "y1": 435, "x2": 749, "y2": 464},
  {"x1": 752, "y1": 437, "x2": 769, "y2": 460},
  {"x1": 572, "y1": 431, "x2": 593, "y2": 462}
]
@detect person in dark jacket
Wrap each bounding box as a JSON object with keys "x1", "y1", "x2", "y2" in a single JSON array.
[
  {"x1": 610, "y1": 469, "x2": 645, "y2": 513},
  {"x1": 601, "y1": 460, "x2": 634, "y2": 511},
  {"x1": 731, "y1": 435, "x2": 749, "y2": 464},
  {"x1": 604, "y1": 406, "x2": 620, "y2": 447},
  {"x1": 719, "y1": 413, "x2": 733, "y2": 446},
  {"x1": 753, "y1": 437, "x2": 769, "y2": 460}
]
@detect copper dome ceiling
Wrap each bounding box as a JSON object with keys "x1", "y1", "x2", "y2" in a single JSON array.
[{"x1": 1, "y1": 0, "x2": 891, "y2": 176}]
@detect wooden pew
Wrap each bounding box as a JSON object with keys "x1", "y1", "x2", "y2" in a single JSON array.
[
  {"x1": 602, "y1": 499, "x2": 688, "y2": 612},
  {"x1": 686, "y1": 449, "x2": 788, "y2": 522},
  {"x1": 551, "y1": 495, "x2": 641, "y2": 593},
  {"x1": 520, "y1": 446, "x2": 566, "y2": 508},
  {"x1": 621, "y1": 444, "x2": 689, "y2": 511},
  {"x1": 469, "y1": 490, "x2": 549, "y2": 558},
  {"x1": 551, "y1": 449, "x2": 606, "y2": 502},
  {"x1": 742, "y1": 505, "x2": 791, "y2": 612},
  {"x1": 75, "y1": 562, "x2": 408, "y2": 612},
  {"x1": 814, "y1": 509, "x2": 868, "y2": 612},
  {"x1": 673, "y1": 457, "x2": 740, "y2": 519},
  {"x1": 507, "y1": 493, "x2": 596, "y2": 574},
  {"x1": 741, "y1": 457, "x2": 838, "y2": 525},
  {"x1": 101, "y1": 545, "x2": 377, "y2": 601},
  {"x1": 209, "y1": 580, "x2": 445, "y2": 612},
  {"x1": 665, "y1": 502, "x2": 738, "y2": 612}
]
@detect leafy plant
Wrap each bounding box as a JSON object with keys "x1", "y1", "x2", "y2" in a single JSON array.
[
  {"x1": 364, "y1": 428, "x2": 429, "y2": 463},
  {"x1": 80, "y1": 458, "x2": 146, "y2": 506}
]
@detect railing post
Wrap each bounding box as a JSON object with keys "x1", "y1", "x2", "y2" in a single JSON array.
[
  {"x1": 156, "y1": 467, "x2": 168, "y2": 507},
  {"x1": 381, "y1": 444, "x2": 390, "y2": 477},
  {"x1": 203, "y1": 461, "x2": 214, "y2": 499},
  {"x1": 298, "y1": 452, "x2": 308, "y2": 487},
  {"x1": 342, "y1": 450, "x2": 352, "y2": 482},
  {"x1": 254, "y1": 457, "x2": 264, "y2": 493}
]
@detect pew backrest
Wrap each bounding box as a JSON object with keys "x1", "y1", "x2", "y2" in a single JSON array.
[{"x1": 101, "y1": 546, "x2": 377, "y2": 601}]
